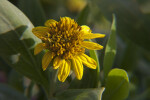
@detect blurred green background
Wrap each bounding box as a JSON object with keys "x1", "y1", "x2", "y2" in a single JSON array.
[{"x1": 0, "y1": 0, "x2": 150, "y2": 100}]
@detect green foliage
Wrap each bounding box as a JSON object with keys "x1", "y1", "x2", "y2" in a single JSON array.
[
  {"x1": 102, "y1": 68, "x2": 129, "y2": 100},
  {"x1": 77, "y1": 5, "x2": 90, "y2": 25},
  {"x1": 89, "y1": 41, "x2": 100, "y2": 87},
  {"x1": 0, "y1": 0, "x2": 49, "y2": 93},
  {"x1": 55, "y1": 88, "x2": 104, "y2": 100},
  {"x1": 89, "y1": 49, "x2": 100, "y2": 72},
  {"x1": 1, "y1": 0, "x2": 150, "y2": 100},
  {"x1": 103, "y1": 15, "x2": 116, "y2": 78},
  {"x1": 98, "y1": 0, "x2": 150, "y2": 51},
  {"x1": 18, "y1": 0, "x2": 46, "y2": 26}
]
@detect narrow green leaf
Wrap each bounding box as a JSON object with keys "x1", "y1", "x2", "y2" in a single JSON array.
[
  {"x1": 0, "y1": 83, "x2": 28, "y2": 100},
  {"x1": 18, "y1": 0, "x2": 46, "y2": 26},
  {"x1": 0, "y1": 0, "x2": 49, "y2": 94},
  {"x1": 89, "y1": 40, "x2": 100, "y2": 87},
  {"x1": 55, "y1": 88, "x2": 105, "y2": 100},
  {"x1": 89, "y1": 40, "x2": 100, "y2": 72},
  {"x1": 102, "y1": 68, "x2": 129, "y2": 100},
  {"x1": 103, "y1": 15, "x2": 117, "y2": 78}
]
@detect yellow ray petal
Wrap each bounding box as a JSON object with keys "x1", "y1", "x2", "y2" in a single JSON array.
[
  {"x1": 34, "y1": 43, "x2": 46, "y2": 55},
  {"x1": 83, "y1": 33, "x2": 105, "y2": 39},
  {"x1": 58, "y1": 60, "x2": 71, "y2": 82},
  {"x1": 72, "y1": 57, "x2": 83, "y2": 80},
  {"x1": 45, "y1": 19, "x2": 57, "y2": 27},
  {"x1": 81, "y1": 41, "x2": 103, "y2": 50},
  {"x1": 42, "y1": 51, "x2": 55, "y2": 71},
  {"x1": 53, "y1": 57, "x2": 63, "y2": 69},
  {"x1": 32, "y1": 26, "x2": 49, "y2": 39},
  {"x1": 81, "y1": 25, "x2": 91, "y2": 33},
  {"x1": 79, "y1": 53, "x2": 97, "y2": 69}
]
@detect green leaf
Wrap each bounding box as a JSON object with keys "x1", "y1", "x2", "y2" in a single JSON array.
[
  {"x1": 0, "y1": 0, "x2": 49, "y2": 94},
  {"x1": 0, "y1": 83, "x2": 28, "y2": 100},
  {"x1": 89, "y1": 40, "x2": 100, "y2": 87},
  {"x1": 89, "y1": 42, "x2": 100, "y2": 73},
  {"x1": 77, "y1": 5, "x2": 90, "y2": 25},
  {"x1": 18, "y1": 0, "x2": 46, "y2": 26},
  {"x1": 103, "y1": 15, "x2": 117, "y2": 78},
  {"x1": 55, "y1": 88, "x2": 104, "y2": 100},
  {"x1": 102, "y1": 68, "x2": 129, "y2": 100}
]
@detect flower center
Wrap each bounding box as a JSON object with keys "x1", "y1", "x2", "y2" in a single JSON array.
[{"x1": 45, "y1": 17, "x2": 85, "y2": 59}]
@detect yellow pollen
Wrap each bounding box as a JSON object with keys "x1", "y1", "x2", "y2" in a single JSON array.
[{"x1": 44, "y1": 17, "x2": 84, "y2": 59}]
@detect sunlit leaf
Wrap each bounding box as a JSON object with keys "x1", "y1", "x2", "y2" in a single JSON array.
[
  {"x1": 102, "y1": 68, "x2": 129, "y2": 100},
  {"x1": 89, "y1": 39, "x2": 100, "y2": 87},
  {"x1": 103, "y1": 15, "x2": 117, "y2": 78},
  {"x1": 0, "y1": 0, "x2": 49, "y2": 94},
  {"x1": 89, "y1": 40, "x2": 100, "y2": 73}
]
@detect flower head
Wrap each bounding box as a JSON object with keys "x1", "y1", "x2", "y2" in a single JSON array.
[{"x1": 32, "y1": 17, "x2": 105, "y2": 82}]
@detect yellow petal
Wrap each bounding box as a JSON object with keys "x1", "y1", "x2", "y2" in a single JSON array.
[
  {"x1": 83, "y1": 33, "x2": 105, "y2": 39},
  {"x1": 72, "y1": 57, "x2": 83, "y2": 80},
  {"x1": 81, "y1": 25, "x2": 91, "y2": 33},
  {"x1": 58, "y1": 60, "x2": 71, "y2": 82},
  {"x1": 79, "y1": 53, "x2": 97, "y2": 69},
  {"x1": 34, "y1": 43, "x2": 46, "y2": 55},
  {"x1": 45, "y1": 19, "x2": 57, "y2": 27},
  {"x1": 32, "y1": 26, "x2": 49, "y2": 39},
  {"x1": 53, "y1": 57, "x2": 63, "y2": 69},
  {"x1": 81, "y1": 41, "x2": 103, "y2": 50},
  {"x1": 42, "y1": 51, "x2": 55, "y2": 71}
]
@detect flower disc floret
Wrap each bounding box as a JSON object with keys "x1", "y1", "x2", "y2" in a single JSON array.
[{"x1": 44, "y1": 17, "x2": 85, "y2": 59}]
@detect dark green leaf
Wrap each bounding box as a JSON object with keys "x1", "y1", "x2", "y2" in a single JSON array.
[
  {"x1": 103, "y1": 15, "x2": 117, "y2": 78},
  {"x1": 102, "y1": 68, "x2": 129, "y2": 100},
  {"x1": 55, "y1": 88, "x2": 104, "y2": 100},
  {"x1": 0, "y1": 0, "x2": 49, "y2": 94},
  {"x1": 77, "y1": 5, "x2": 90, "y2": 25},
  {"x1": 18, "y1": 0, "x2": 46, "y2": 26},
  {"x1": 0, "y1": 83, "x2": 28, "y2": 100}
]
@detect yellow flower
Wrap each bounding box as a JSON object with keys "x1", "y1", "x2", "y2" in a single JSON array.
[{"x1": 32, "y1": 17, "x2": 105, "y2": 82}]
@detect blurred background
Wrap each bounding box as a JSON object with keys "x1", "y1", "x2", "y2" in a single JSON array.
[{"x1": 0, "y1": 0, "x2": 150, "y2": 100}]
